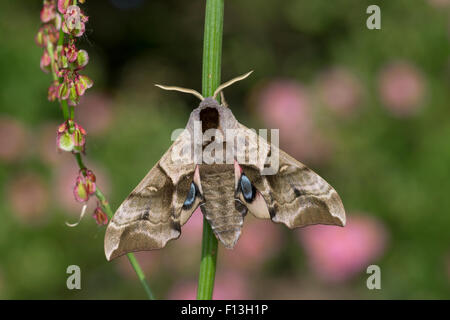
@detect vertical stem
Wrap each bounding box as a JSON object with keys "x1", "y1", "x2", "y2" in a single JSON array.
[
  {"x1": 126, "y1": 253, "x2": 155, "y2": 300},
  {"x1": 94, "y1": 188, "x2": 155, "y2": 300},
  {"x1": 201, "y1": 0, "x2": 224, "y2": 98},
  {"x1": 95, "y1": 188, "x2": 155, "y2": 300},
  {"x1": 70, "y1": 105, "x2": 75, "y2": 120},
  {"x1": 197, "y1": 0, "x2": 224, "y2": 300},
  {"x1": 61, "y1": 99, "x2": 70, "y2": 121}
]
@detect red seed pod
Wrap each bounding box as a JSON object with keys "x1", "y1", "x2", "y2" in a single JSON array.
[{"x1": 93, "y1": 204, "x2": 109, "y2": 226}]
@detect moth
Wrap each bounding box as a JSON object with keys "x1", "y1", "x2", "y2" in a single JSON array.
[{"x1": 104, "y1": 72, "x2": 345, "y2": 261}]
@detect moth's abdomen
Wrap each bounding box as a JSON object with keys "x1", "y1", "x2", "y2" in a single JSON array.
[{"x1": 199, "y1": 164, "x2": 244, "y2": 249}]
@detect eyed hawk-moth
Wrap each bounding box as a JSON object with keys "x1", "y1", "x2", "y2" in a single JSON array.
[{"x1": 104, "y1": 72, "x2": 345, "y2": 261}]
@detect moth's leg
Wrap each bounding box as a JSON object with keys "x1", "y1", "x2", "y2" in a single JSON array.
[{"x1": 220, "y1": 91, "x2": 229, "y2": 108}]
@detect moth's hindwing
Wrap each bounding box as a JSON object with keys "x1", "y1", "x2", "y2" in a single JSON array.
[{"x1": 236, "y1": 123, "x2": 346, "y2": 229}]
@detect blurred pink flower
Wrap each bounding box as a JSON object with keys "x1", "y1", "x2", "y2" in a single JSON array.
[
  {"x1": 167, "y1": 272, "x2": 250, "y2": 300},
  {"x1": 179, "y1": 207, "x2": 203, "y2": 246},
  {"x1": 281, "y1": 131, "x2": 332, "y2": 166},
  {"x1": 258, "y1": 80, "x2": 312, "y2": 136},
  {"x1": 221, "y1": 217, "x2": 282, "y2": 271},
  {"x1": 0, "y1": 117, "x2": 27, "y2": 162},
  {"x1": 213, "y1": 272, "x2": 250, "y2": 300},
  {"x1": 317, "y1": 67, "x2": 362, "y2": 116},
  {"x1": 378, "y1": 61, "x2": 425, "y2": 116},
  {"x1": 76, "y1": 93, "x2": 114, "y2": 136},
  {"x1": 7, "y1": 173, "x2": 49, "y2": 225},
  {"x1": 167, "y1": 281, "x2": 197, "y2": 300},
  {"x1": 256, "y1": 80, "x2": 331, "y2": 164},
  {"x1": 298, "y1": 214, "x2": 388, "y2": 283}
]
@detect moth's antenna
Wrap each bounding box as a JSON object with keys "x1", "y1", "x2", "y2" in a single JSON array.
[
  {"x1": 220, "y1": 91, "x2": 229, "y2": 108},
  {"x1": 154, "y1": 84, "x2": 204, "y2": 101},
  {"x1": 212, "y1": 71, "x2": 253, "y2": 99}
]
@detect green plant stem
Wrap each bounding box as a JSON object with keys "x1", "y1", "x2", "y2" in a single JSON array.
[
  {"x1": 45, "y1": 13, "x2": 155, "y2": 300},
  {"x1": 61, "y1": 99, "x2": 70, "y2": 121},
  {"x1": 95, "y1": 188, "x2": 155, "y2": 300},
  {"x1": 197, "y1": 0, "x2": 224, "y2": 300}
]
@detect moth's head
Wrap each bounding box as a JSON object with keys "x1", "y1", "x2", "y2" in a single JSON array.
[
  {"x1": 192, "y1": 97, "x2": 233, "y2": 134},
  {"x1": 198, "y1": 97, "x2": 220, "y2": 109}
]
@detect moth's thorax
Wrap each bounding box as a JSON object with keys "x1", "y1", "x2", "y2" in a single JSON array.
[{"x1": 198, "y1": 163, "x2": 245, "y2": 248}]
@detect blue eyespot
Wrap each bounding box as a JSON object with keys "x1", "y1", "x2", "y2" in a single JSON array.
[
  {"x1": 183, "y1": 182, "x2": 196, "y2": 209},
  {"x1": 240, "y1": 174, "x2": 255, "y2": 202}
]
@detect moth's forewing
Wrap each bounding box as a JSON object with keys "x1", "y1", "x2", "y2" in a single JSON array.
[{"x1": 104, "y1": 130, "x2": 199, "y2": 261}]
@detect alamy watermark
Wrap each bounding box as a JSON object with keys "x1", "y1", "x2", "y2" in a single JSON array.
[
  {"x1": 66, "y1": 265, "x2": 81, "y2": 290},
  {"x1": 366, "y1": 264, "x2": 381, "y2": 290},
  {"x1": 366, "y1": 5, "x2": 381, "y2": 30}
]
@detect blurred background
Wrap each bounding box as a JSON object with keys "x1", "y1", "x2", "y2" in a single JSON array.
[{"x1": 0, "y1": 0, "x2": 449, "y2": 299}]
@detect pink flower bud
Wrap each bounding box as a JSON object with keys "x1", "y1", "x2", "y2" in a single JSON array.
[
  {"x1": 68, "y1": 83, "x2": 79, "y2": 106},
  {"x1": 75, "y1": 75, "x2": 93, "y2": 96},
  {"x1": 40, "y1": 51, "x2": 52, "y2": 73},
  {"x1": 73, "y1": 177, "x2": 88, "y2": 202},
  {"x1": 62, "y1": 5, "x2": 87, "y2": 37},
  {"x1": 64, "y1": 41, "x2": 78, "y2": 63},
  {"x1": 41, "y1": 0, "x2": 57, "y2": 23},
  {"x1": 58, "y1": 52, "x2": 69, "y2": 69},
  {"x1": 35, "y1": 29, "x2": 45, "y2": 47},
  {"x1": 93, "y1": 204, "x2": 108, "y2": 226},
  {"x1": 79, "y1": 74, "x2": 93, "y2": 88},
  {"x1": 76, "y1": 49, "x2": 89, "y2": 68},
  {"x1": 58, "y1": 81, "x2": 70, "y2": 100},
  {"x1": 73, "y1": 169, "x2": 96, "y2": 202},
  {"x1": 35, "y1": 24, "x2": 59, "y2": 48},
  {"x1": 54, "y1": 13, "x2": 62, "y2": 30},
  {"x1": 58, "y1": 0, "x2": 72, "y2": 14},
  {"x1": 48, "y1": 81, "x2": 59, "y2": 101},
  {"x1": 56, "y1": 120, "x2": 86, "y2": 153}
]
